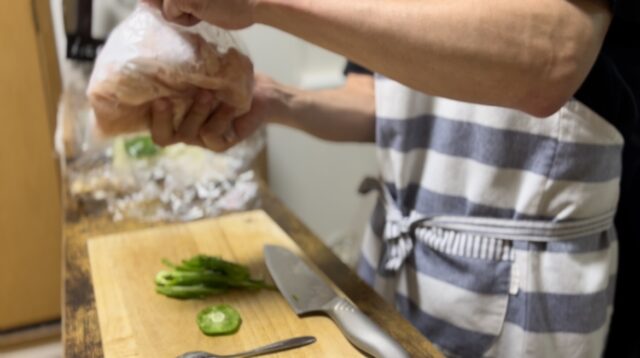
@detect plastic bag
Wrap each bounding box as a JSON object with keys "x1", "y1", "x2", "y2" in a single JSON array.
[
  {"x1": 58, "y1": 92, "x2": 265, "y2": 222},
  {"x1": 65, "y1": 134, "x2": 263, "y2": 222},
  {"x1": 57, "y1": 3, "x2": 264, "y2": 223},
  {"x1": 87, "y1": 3, "x2": 254, "y2": 135}
]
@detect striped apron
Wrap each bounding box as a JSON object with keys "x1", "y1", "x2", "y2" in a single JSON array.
[{"x1": 357, "y1": 76, "x2": 623, "y2": 357}]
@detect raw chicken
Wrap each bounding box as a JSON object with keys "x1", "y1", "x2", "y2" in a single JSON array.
[{"x1": 87, "y1": 4, "x2": 254, "y2": 136}]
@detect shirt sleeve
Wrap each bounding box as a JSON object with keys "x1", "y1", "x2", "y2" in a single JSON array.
[{"x1": 608, "y1": 0, "x2": 640, "y2": 21}]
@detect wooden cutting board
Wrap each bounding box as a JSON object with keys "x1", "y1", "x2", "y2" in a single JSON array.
[{"x1": 87, "y1": 210, "x2": 364, "y2": 357}]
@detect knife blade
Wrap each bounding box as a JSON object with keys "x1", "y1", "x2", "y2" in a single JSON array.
[{"x1": 264, "y1": 245, "x2": 409, "y2": 358}]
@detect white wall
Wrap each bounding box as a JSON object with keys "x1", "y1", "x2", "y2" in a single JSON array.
[
  {"x1": 49, "y1": 0, "x2": 66, "y2": 82},
  {"x1": 237, "y1": 27, "x2": 379, "y2": 264}
]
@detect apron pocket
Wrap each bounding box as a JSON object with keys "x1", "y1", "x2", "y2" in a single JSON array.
[{"x1": 397, "y1": 227, "x2": 513, "y2": 357}]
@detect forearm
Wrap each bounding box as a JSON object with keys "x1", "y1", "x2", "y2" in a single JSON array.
[
  {"x1": 255, "y1": 0, "x2": 611, "y2": 117},
  {"x1": 264, "y1": 76, "x2": 376, "y2": 142}
]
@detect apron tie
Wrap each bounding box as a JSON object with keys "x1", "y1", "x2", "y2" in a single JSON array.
[
  {"x1": 359, "y1": 177, "x2": 617, "y2": 275},
  {"x1": 359, "y1": 177, "x2": 425, "y2": 274},
  {"x1": 381, "y1": 210, "x2": 425, "y2": 273}
]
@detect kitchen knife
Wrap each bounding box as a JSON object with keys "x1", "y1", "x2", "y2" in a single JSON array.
[{"x1": 264, "y1": 245, "x2": 409, "y2": 358}]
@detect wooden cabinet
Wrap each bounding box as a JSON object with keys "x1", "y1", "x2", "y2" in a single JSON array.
[{"x1": 0, "y1": 0, "x2": 62, "y2": 331}]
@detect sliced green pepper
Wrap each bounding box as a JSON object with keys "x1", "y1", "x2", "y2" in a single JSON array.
[
  {"x1": 197, "y1": 304, "x2": 242, "y2": 336},
  {"x1": 155, "y1": 284, "x2": 226, "y2": 299},
  {"x1": 124, "y1": 135, "x2": 159, "y2": 158},
  {"x1": 155, "y1": 255, "x2": 272, "y2": 300}
]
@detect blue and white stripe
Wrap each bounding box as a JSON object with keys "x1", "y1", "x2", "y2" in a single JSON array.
[{"x1": 358, "y1": 77, "x2": 622, "y2": 357}]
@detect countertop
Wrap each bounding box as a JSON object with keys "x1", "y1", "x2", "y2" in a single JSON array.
[{"x1": 62, "y1": 182, "x2": 442, "y2": 357}]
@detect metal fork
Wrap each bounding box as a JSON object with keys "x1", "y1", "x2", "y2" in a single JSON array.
[{"x1": 177, "y1": 336, "x2": 316, "y2": 358}]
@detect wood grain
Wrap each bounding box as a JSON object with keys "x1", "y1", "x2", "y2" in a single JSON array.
[
  {"x1": 32, "y1": 0, "x2": 63, "y2": 136},
  {"x1": 64, "y1": 184, "x2": 442, "y2": 358},
  {"x1": 87, "y1": 211, "x2": 362, "y2": 357},
  {"x1": 0, "y1": 0, "x2": 62, "y2": 331}
]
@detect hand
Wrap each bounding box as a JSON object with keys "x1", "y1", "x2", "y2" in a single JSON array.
[
  {"x1": 150, "y1": 74, "x2": 276, "y2": 152},
  {"x1": 143, "y1": 0, "x2": 259, "y2": 29}
]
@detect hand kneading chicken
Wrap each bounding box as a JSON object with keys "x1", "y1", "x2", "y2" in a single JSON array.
[{"x1": 87, "y1": 4, "x2": 253, "y2": 136}]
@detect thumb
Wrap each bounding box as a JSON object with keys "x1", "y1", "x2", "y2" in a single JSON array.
[
  {"x1": 163, "y1": 0, "x2": 201, "y2": 26},
  {"x1": 234, "y1": 111, "x2": 263, "y2": 140}
]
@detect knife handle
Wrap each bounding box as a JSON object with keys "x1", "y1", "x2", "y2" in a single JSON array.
[{"x1": 323, "y1": 297, "x2": 410, "y2": 358}]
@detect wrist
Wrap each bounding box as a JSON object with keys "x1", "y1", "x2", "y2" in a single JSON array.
[
  {"x1": 261, "y1": 81, "x2": 297, "y2": 127},
  {"x1": 252, "y1": 0, "x2": 296, "y2": 27}
]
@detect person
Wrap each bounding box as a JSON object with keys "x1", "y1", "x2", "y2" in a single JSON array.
[{"x1": 144, "y1": 0, "x2": 639, "y2": 356}]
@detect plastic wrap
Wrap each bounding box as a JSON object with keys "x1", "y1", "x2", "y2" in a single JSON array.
[
  {"x1": 57, "y1": 4, "x2": 264, "y2": 223},
  {"x1": 64, "y1": 132, "x2": 264, "y2": 222},
  {"x1": 87, "y1": 3, "x2": 254, "y2": 135}
]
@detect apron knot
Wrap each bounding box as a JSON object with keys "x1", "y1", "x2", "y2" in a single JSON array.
[
  {"x1": 380, "y1": 211, "x2": 419, "y2": 273},
  {"x1": 359, "y1": 177, "x2": 423, "y2": 274}
]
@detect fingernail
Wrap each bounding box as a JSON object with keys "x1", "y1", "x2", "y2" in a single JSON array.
[
  {"x1": 198, "y1": 91, "x2": 213, "y2": 104},
  {"x1": 154, "y1": 99, "x2": 168, "y2": 110}
]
